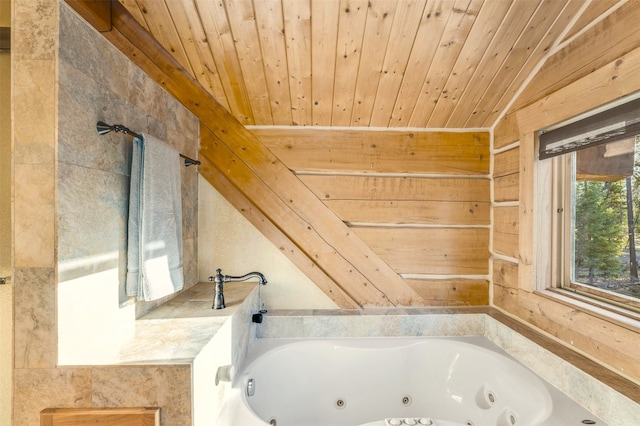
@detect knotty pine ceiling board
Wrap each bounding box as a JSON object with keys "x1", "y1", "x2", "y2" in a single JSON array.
[{"x1": 120, "y1": 0, "x2": 620, "y2": 129}]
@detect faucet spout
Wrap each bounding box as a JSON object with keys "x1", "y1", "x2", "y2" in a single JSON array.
[
  {"x1": 224, "y1": 271, "x2": 267, "y2": 285},
  {"x1": 208, "y1": 268, "x2": 267, "y2": 309}
]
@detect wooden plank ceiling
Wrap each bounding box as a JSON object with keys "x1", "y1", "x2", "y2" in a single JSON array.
[{"x1": 118, "y1": 0, "x2": 621, "y2": 129}]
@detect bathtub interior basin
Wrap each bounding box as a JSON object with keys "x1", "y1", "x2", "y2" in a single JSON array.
[{"x1": 216, "y1": 336, "x2": 608, "y2": 426}]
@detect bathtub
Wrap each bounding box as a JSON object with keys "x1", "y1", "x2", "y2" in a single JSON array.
[{"x1": 216, "y1": 336, "x2": 607, "y2": 426}]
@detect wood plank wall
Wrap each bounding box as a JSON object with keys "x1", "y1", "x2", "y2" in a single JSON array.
[
  {"x1": 252, "y1": 128, "x2": 491, "y2": 306},
  {"x1": 491, "y1": 1, "x2": 640, "y2": 385}
]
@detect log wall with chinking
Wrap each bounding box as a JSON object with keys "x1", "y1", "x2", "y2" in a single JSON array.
[{"x1": 252, "y1": 128, "x2": 491, "y2": 305}]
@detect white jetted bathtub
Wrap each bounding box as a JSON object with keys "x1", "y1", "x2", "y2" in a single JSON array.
[{"x1": 216, "y1": 336, "x2": 607, "y2": 426}]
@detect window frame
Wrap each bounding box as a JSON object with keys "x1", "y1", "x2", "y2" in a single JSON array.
[{"x1": 553, "y1": 150, "x2": 640, "y2": 316}]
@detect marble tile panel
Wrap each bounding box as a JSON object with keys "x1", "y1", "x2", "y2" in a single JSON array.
[
  {"x1": 182, "y1": 237, "x2": 198, "y2": 288},
  {"x1": 58, "y1": 61, "x2": 132, "y2": 175},
  {"x1": 446, "y1": 314, "x2": 485, "y2": 335},
  {"x1": 13, "y1": 367, "x2": 92, "y2": 426},
  {"x1": 166, "y1": 102, "x2": 199, "y2": 156},
  {"x1": 562, "y1": 362, "x2": 611, "y2": 419},
  {"x1": 181, "y1": 167, "x2": 198, "y2": 240},
  {"x1": 14, "y1": 164, "x2": 55, "y2": 267},
  {"x1": 507, "y1": 331, "x2": 565, "y2": 390},
  {"x1": 59, "y1": 4, "x2": 129, "y2": 96},
  {"x1": 12, "y1": 59, "x2": 56, "y2": 165},
  {"x1": 13, "y1": 0, "x2": 57, "y2": 60},
  {"x1": 351, "y1": 313, "x2": 402, "y2": 336},
  {"x1": 57, "y1": 162, "x2": 128, "y2": 267},
  {"x1": 483, "y1": 315, "x2": 514, "y2": 351},
  {"x1": 257, "y1": 315, "x2": 304, "y2": 338},
  {"x1": 303, "y1": 315, "x2": 352, "y2": 337},
  {"x1": 127, "y1": 66, "x2": 170, "y2": 127},
  {"x1": 579, "y1": 374, "x2": 640, "y2": 424},
  {"x1": 399, "y1": 314, "x2": 450, "y2": 336},
  {"x1": 92, "y1": 365, "x2": 192, "y2": 426},
  {"x1": 13, "y1": 267, "x2": 57, "y2": 368},
  {"x1": 116, "y1": 318, "x2": 226, "y2": 364}
]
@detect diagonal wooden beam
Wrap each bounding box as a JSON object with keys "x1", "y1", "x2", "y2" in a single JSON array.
[
  {"x1": 65, "y1": 0, "x2": 112, "y2": 32},
  {"x1": 65, "y1": 0, "x2": 426, "y2": 307},
  {"x1": 197, "y1": 155, "x2": 360, "y2": 309}
]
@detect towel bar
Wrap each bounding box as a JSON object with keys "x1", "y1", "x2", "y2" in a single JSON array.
[{"x1": 97, "y1": 121, "x2": 200, "y2": 167}]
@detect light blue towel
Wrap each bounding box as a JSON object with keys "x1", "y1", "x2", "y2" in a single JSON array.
[{"x1": 126, "y1": 133, "x2": 184, "y2": 301}]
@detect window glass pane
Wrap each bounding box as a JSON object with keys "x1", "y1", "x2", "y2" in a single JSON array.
[{"x1": 571, "y1": 136, "x2": 640, "y2": 301}]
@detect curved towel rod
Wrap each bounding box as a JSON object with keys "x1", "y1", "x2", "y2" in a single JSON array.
[{"x1": 97, "y1": 121, "x2": 200, "y2": 166}]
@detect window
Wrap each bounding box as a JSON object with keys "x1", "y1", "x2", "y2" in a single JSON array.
[
  {"x1": 563, "y1": 138, "x2": 640, "y2": 311},
  {"x1": 542, "y1": 99, "x2": 640, "y2": 313}
]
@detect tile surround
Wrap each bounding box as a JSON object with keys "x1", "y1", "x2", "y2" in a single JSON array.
[
  {"x1": 13, "y1": 267, "x2": 56, "y2": 369},
  {"x1": 91, "y1": 365, "x2": 192, "y2": 425},
  {"x1": 13, "y1": 368, "x2": 92, "y2": 426}
]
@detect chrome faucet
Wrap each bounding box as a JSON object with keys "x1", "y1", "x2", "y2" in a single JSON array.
[{"x1": 208, "y1": 268, "x2": 267, "y2": 309}]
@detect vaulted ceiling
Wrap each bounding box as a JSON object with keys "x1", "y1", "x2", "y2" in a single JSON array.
[{"x1": 119, "y1": 0, "x2": 621, "y2": 129}]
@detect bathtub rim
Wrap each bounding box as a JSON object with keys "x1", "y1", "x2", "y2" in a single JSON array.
[
  {"x1": 242, "y1": 307, "x2": 640, "y2": 425},
  {"x1": 229, "y1": 334, "x2": 605, "y2": 426}
]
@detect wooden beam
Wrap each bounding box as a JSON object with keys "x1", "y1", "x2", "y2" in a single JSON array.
[
  {"x1": 199, "y1": 125, "x2": 426, "y2": 306},
  {"x1": 198, "y1": 155, "x2": 359, "y2": 309},
  {"x1": 512, "y1": 0, "x2": 640, "y2": 113},
  {"x1": 64, "y1": 0, "x2": 429, "y2": 307},
  {"x1": 65, "y1": 0, "x2": 112, "y2": 32},
  {"x1": 0, "y1": 27, "x2": 10, "y2": 50},
  {"x1": 516, "y1": 44, "x2": 640, "y2": 134}
]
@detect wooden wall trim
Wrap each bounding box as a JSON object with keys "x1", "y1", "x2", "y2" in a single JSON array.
[
  {"x1": 511, "y1": 1, "x2": 640, "y2": 113},
  {"x1": 516, "y1": 44, "x2": 640, "y2": 134},
  {"x1": 516, "y1": 132, "x2": 536, "y2": 292}
]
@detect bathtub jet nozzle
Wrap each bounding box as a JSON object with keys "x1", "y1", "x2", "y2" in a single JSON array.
[{"x1": 209, "y1": 268, "x2": 267, "y2": 310}]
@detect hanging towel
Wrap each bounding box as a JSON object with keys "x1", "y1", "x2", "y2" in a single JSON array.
[{"x1": 126, "y1": 133, "x2": 184, "y2": 301}]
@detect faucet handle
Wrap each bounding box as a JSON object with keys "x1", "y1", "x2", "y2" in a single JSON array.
[{"x1": 209, "y1": 268, "x2": 223, "y2": 282}]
